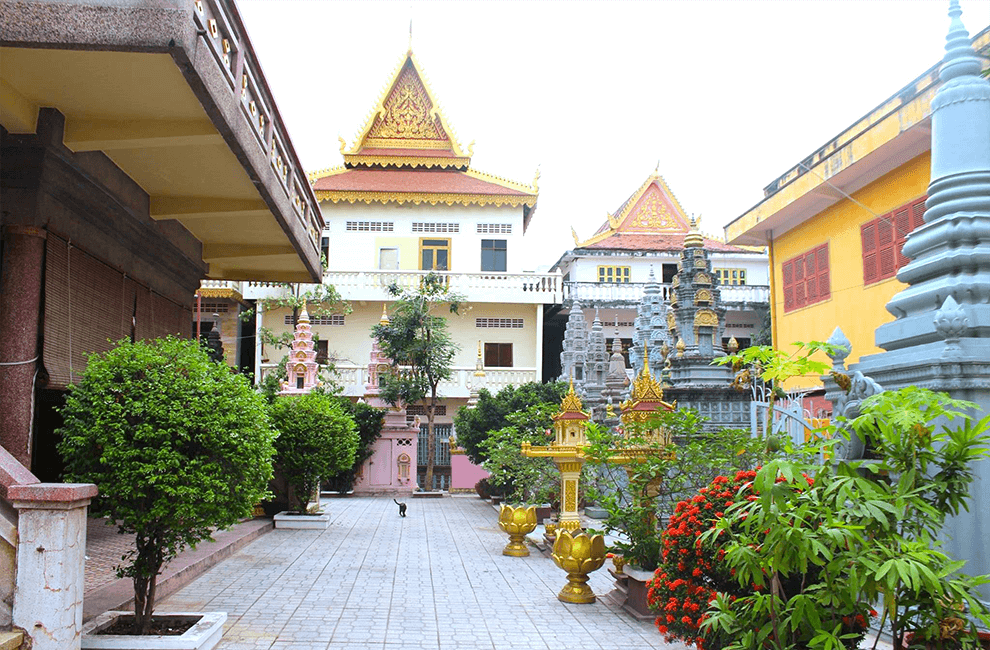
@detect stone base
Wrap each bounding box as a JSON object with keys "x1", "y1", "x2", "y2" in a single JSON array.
[
  {"x1": 607, "y1": 567, "x2": 656, "y2": 620},
  {"x1": 273, "y1": 511, "x2": 330, "y2": 529},
  {"x1": 411, "y1": 491, "x2": 444, "y2": 499},
  {"x1": 584, "y1": 506, "x2": 608, "y2": 519},
  {"x1": 81, "y1": 611, "x2": 225, "y2": 650}
]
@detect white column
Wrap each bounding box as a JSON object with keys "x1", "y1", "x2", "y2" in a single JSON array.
[
  {"x1": 254, "y1": 301, "x2": 264, "y2": 385},
  {"x1": 10, "y1": 483, "x2": 98, "y2": 650},
  {"x1": 535, "y1": 304, "x2": 544, "y2": 382}
]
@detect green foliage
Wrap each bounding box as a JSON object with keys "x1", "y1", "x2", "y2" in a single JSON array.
[
  {"x1": 699, "y1": 387, "x2": 990, "y2": 650},
  {"x1": 584, "y1": 408, "x2": 766, "y2": 571},
  {"x1": 245, "y1": 281, "x2": 349, "y2": 353},
  {"x1": 57, "y1": 337, "x2": 274, "y2": 633},
  {"x1": 453, "y1": 381, "x2": 567, "y2": 465},
  {"x1": 323, "y1": 399, "x2": 385, "y2": 493},
  {"x1": 371, "y1": 273, "x2": 461, "y2": 489},
  {"x1": 269, "y1": 392, "x2": 359, "y2": 512},
  {"x1": 480, "y1": 402, "x2": 559, "y2": 504},
  {"x1": 714, "y1": 341, "x2": 834, "y2": 390}
]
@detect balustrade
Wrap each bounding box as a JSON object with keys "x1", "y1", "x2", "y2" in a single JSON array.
[{"x1": 258, "y1": 362, "x2": 537, "y2": 397}]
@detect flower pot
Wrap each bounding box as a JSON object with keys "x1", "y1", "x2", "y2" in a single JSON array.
[
  {"x1": 81, "y1": 611, "x2": 225, "y2": 650},
  {"x1": 551, "y1": 530, "x2": 607, "y2": 604},
  {"x1": 273, "y1": 510, "x2": 330, "y2": 529},
  {"x1": 497, "y1": 504, "x2": 538, "y2": 557}
]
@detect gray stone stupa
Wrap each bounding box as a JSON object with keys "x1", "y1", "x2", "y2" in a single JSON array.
[{"x1": 830, "y1": 0, "x2": 990, "y2": 598}]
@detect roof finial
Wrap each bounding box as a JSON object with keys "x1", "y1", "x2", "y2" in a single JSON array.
[
  {"x1": 654, "y1": 159, "x2": 660, "y2": 174},
  {"x1": 684, "y1": 213, "x2": 704, "y2": 248},
  {"x1": 941, "y1": 0, "x2": 981, "y2": 82},
  {"x1": 380, "y1": 303, "x2": 390, "y2": 325},
  {"x1": 408, "y1": 17, "x2": 413, "y2": 55}
]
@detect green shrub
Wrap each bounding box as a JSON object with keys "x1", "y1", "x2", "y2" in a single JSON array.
[
  {"x1": 269, "y1": 392, "x2": 358, "y2": 512},
  {"x1": 58, "y1": 336, "x2": 274, "y2": 634},
  {"x1": 322, "y1": 399, "x2": 384, "y2": 492}
]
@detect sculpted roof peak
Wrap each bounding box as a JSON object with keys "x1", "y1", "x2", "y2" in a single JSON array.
[{"x1": 340, "y1": 49, "x2": 471, "y2": 168}]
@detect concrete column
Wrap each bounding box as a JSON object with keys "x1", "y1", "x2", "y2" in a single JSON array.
[
  {"x1": 9, "y1": 482, "x2": 98, "y2": 650},
  {"x1": 0, "y1": 225, "x2": 48, "y2": 469}
]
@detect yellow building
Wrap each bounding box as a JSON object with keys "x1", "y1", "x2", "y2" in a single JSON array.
[{"x1": 725, "y1": 26, "x2": 990, "y2": 397}]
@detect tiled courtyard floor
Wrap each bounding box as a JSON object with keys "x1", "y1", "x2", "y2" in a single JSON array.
[{"x1": 158, "y1": 495, "x2": 685, "y2": 650}]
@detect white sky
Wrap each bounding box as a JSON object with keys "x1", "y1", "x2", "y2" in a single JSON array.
[{"x1": 238, "y1": 0, "x2": 990, "y2": 271}]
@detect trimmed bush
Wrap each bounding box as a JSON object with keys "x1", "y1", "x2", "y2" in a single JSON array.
[
  {"x1": 269, "y1": 392, "x2": 358, "y2": 512},
  {"x1": 58, "y1": 336, "x2": 274, "y2": 634}
]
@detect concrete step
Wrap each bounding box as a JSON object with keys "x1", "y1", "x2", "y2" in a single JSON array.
[{"x1": 0, "y1": 630, "x2": 23, "y2": 650}]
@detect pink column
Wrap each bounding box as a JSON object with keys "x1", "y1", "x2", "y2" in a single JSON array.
[{"x1": 0, "y1": 225, "x2": 47, "y2": 469}]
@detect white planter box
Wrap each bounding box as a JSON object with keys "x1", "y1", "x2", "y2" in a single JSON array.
[
  {"x1": 273, "y1": 510, "x2": 330, "y2": 529},
  {"x1": 81, "y1": 611, "x2": 225, "y2": 650}
]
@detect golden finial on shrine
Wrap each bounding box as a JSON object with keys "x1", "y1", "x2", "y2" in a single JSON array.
[
  {"x1": 379, "y1": 304, "x2": 390, "y2": 325},
  {"x1": 676, "y1": 337, "x2": 686, "y2": 357}
]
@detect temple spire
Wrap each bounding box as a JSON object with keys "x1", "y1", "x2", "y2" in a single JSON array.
[{"x1": 942, "y1": 0, "x2": 981, "y2": 81}]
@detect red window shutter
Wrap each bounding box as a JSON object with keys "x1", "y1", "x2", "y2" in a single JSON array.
[
  {"x1": 911, "y1": 197, "x2": 927, "y2": 229},
  {"x1": 894, "y1": 207, "x2": 912, "y2": 270},
  {"x1": 862, "y1": 220, "x2": 878, "y2": 284},
  {"x1": 804, "y1": 251, "x2": 817, "y2": 302},
  {"x1": 792, "y1": 257, "x2": 806, "y2": 307},
  {"x1": 782, "y1": 260, "x2": 795, "y2": 311},
  {"x1": 816, "y1": 245, "x2": 830, "y2": 299}
]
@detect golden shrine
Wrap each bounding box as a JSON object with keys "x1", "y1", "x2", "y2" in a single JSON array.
[
  {"x1": 520, "y1": 380, "x2": 590, "y2": 532},
  {"x1": 612, "y1": 346, "x2": 676, "y2": 463}
]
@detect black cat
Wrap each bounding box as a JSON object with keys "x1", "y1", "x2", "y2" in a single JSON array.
[{"x1": 393, "y1": 499, "x2": 407, "y2": 517}]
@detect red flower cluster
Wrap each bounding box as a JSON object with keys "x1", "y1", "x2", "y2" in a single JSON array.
[{"x1": 646, "y1": 471, "x2": 758, "y2": 650}]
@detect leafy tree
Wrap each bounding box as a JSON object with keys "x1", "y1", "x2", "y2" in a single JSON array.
[
  {"x1": 269, "y1": 392, "x2": 359, "y2": 512},
  {"x1": 57, "y1": 337, "x2": 274, "y2": 634},
  {"x1": 454, "y1": 381, "x2": 567, "y2": 465},
  {"x1": 323, "y1": 399, "x2": 385, "y2": 492},
  {"x1": 480, "y1": 402, "x2": 560, "y2": 504},
  {"x1": 583, "y1": 408, "x2": 766, "y2": 571},
  {"x1": 242, "y1": 270, "x2": 349, "y2": 356},
  {"x1": 372, "y1": 273, "x2": 460, "y2": 490}
]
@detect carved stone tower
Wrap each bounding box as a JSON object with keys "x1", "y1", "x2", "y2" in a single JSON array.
[
  {"x1": 631, "y1": 267, "x2": 668, "y2": 373},
  {"x1": 280, "y1": 307, "x2": 320, "y2": 394},
  {"x1": 666, "y1": 219, "x2": 732, "y2": 387},
  {"x1": 838, "y1": 1, "x2": 990, "y2": 596},
  {"x1": 559, "y1": 300, "x2": 589, "y2": 388},
  {"x1": 583, "y1": 311, "x2": 607, "y2": 419}
]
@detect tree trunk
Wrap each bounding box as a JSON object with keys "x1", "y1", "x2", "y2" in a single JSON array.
[{"x1": 425, "y1": 396, "x2": 436, "y2": 490}]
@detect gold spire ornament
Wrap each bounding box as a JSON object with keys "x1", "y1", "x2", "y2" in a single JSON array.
[
  {"x1": 676, "y1": 337, "x2": 686, "y2": 357},
  {"x1": 728, "y1": 337, "x2": 739, "y2": 353},
  {"x1": 684, "y1": 214, "x2": 704, "y2": 248},
  {"x1": 379, "y1": 303, "x2": 390, "y2": 325}
]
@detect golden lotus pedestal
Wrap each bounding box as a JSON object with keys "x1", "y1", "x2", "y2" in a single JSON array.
[
  {"x1": 551, "y1": 529, "x2": 606, "y2": 604},
  {"x1": 497, "y1": 504, "x2": 537, "y2": 557}
]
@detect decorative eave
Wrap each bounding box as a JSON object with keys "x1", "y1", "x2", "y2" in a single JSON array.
[
  {"x1": 573, "y1": 172, "x2": 691, "y2": 248},
  {"x1": 196, "y1": 287, "x2": 244, "y2": 302},
  {"x1": 340, "y1": 49, "x2": 469, "y2": 162},
  {"x1": 312, "y1": 190, "x2": 537, "y2": 209},
  {"x1": 340, "y1": 153, "x2": 470, "y2": 170}
]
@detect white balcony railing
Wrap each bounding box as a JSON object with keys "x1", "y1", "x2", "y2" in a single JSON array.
[
  {"x1": 563, "y1": 282, "x2": 769, "y2": 305},
  {"x1": 207, "y1": 278, "x2": 768, "y2": 306},
  {"x1": 323, "y1": 270, "x2": 562, "y2": 304},
  {"x1": 259, "y1": 363, "x2": 538, "y2": 398}
]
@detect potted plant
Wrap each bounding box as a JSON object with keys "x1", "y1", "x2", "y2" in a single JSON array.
[
  {"x1": 268, "y1": 391, "x2": 359, "y2": 528},
  {"x1": 697, "y1": 387, "x2": 990, "y2": 650},
  {"x1": 58, "y1": 337, "x2": 273, "y2": 647}
]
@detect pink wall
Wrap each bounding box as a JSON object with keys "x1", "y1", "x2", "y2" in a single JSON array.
[{"x1": 450, "y1": 452, "x2": 488, "y2": 491}]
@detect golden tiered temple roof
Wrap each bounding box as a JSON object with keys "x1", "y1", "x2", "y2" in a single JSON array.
[
  {"x1": 620, "y1": 350, "x2": 675, "y2": 420},
  {"x1": 555, "y1": 378, "x2": 590, "y2": 421},
  {"x1": 309, "y1": 49, "x2": 538, "y2": 218},
  {"x1": 571, "y1": 172, "x2": 748, "y2": 253}
]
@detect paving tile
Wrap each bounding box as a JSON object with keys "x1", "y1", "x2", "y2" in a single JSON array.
[{"x1": 157, "y1": 497, "x2": 671, "y2": 649}]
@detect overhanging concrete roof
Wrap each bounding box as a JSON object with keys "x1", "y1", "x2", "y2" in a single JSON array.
[{"x1": 1, "y1": 0, "x2": 324, "y2": 282}]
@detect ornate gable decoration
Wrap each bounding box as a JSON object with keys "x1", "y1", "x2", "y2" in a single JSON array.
[
  {"x1": 573, "y1": 173, "x2": 691, "y2": 248},
  {"x1": 623, "y1": 180, "x2": 689, "y2": 232},
  {"x1": 343, "y1": 52, "x2": 471, "y2": 168}
]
